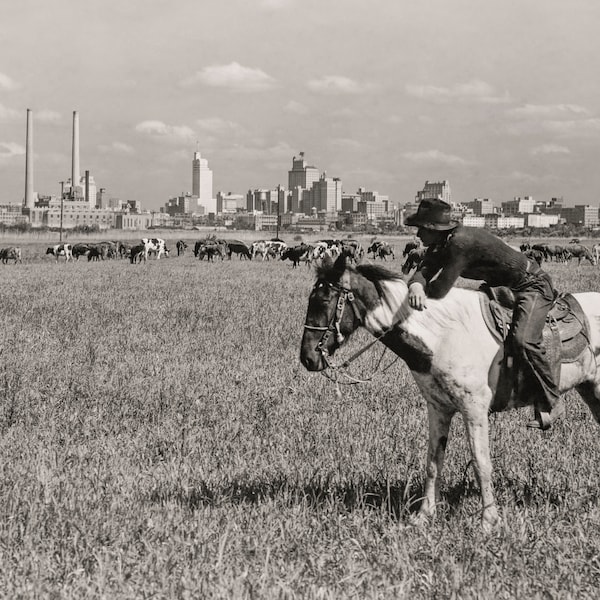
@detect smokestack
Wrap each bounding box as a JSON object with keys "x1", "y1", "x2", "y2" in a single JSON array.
[
  {"x1": 72, "y1": 110, "x2": 80, "y2": 194},
  {"x1": 24, "y1": 109, "x2": 34, "y2": 209}
]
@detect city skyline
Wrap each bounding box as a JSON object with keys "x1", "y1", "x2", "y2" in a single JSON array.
[{"x1": 2, "y1": 1, "x2": 600, "y2": 211}]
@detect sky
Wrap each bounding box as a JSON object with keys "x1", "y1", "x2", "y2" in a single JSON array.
[{"x1": 2, "y1": 0, "x2": 600, "y2": 211}]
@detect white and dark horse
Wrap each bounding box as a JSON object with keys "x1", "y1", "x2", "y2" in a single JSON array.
[{"x1": 300, "y1": 256, "x2": 600, "y2": 531}]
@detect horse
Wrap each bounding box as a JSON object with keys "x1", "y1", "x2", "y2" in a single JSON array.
[{"x1": 299, "y1": 255, "x2": 600, "y2": 531}]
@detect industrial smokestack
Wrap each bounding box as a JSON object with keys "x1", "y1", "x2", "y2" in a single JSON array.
[
  {"x1": 72, "y1": 110, "x2": 80, "y2": 195},
  {"x1": 24, "y1": 109, "x2": 34, "y2": 209}
]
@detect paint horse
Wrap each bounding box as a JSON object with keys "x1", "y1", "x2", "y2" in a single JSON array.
[{"x1": 300, "y1": 256, "x2": 600, "y2": 531}]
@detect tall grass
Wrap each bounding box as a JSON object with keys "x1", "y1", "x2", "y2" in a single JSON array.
[{"x1": 0, "y1": 242, "x2": 599, "y2": 598}]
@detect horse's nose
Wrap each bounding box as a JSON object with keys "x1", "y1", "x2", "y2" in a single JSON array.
[{"x1": 300, "y1": 350, "x2": 324, "y2": 371}]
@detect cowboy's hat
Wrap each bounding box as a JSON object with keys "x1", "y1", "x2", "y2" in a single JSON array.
[{"x1": 405, "y1": 198, "x2": 459, "y2": 230}]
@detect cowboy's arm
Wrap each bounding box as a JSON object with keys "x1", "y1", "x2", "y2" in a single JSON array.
[
  {"x1": 425, "y1": 258, "x2": 465, "y2": 298},
  {"x1": 408, "y1": 251, "x2": 443, "y2": 309}
]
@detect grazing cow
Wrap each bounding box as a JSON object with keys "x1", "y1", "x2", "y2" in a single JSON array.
[
  {"x1": 344, "y1": 239, "x2": 364, "y2": 261},
  {"x1": 176, "y1": 240, "x2": 188, "y2": 256},
  {"x1": 197, "y1": 242, "x2": 227, "y2": 261},
  {"x1": 226, "y1": 240, "x2": 252, "y2": 260},
  {"x1": 142, "y1": 238, "x2": 169, "y2": 260},
  {"x1": 71, "y1": 243, "x2": 91, "y2": 260},
  {"x1": 0, "y1": 246, "x2": 22, "y2": 264},
  {"x1": 401, "y1": 247, "x2": 426, "y2": 274},
  {"x1": 118, "y1": 242, "x2": 132, "y2": 259},
  {"x1": 368, "y1": 241, "x2": 395, "y2": 260},
  {"x1": 251, "y1": 241, "x2": 270, "y2": 261},
  {"x1": 567, "y1": 244, "x2": 596, "y2": 266},
  {"x1": 524, "y1": 248, "x2": 544, "y2": 267},
  {"x1": 46, "y1": 243, "x2": 73, "y2": 262},
  {"x1": 281, "y1": 244, "x2": 311, "y2": 268},
  {"x1": 403, "y1": 240, "x2": 421, "y2": 257},
  {"x1": 87, "y1": 246, "x2": 104, "y2": 261},
  {"x1": 130, "y1": 244, "x2": 146, "y2": 264}
]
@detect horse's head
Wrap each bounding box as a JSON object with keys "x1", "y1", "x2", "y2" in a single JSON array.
[{"x1": 300, "y1": 255, "x2": 365, "y2": 371}]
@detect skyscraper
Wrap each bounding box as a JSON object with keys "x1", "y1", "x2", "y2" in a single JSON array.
[
  {"x1": 288, "y1": 152, "x2": 320, "y2": 191},
  {"x1": 192, "y1": 151, "x2": 214, "y2": 213}
]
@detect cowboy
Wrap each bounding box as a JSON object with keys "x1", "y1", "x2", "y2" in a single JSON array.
[{"x1": 405, "y1": 197, "x2": 562, "y2": 430}]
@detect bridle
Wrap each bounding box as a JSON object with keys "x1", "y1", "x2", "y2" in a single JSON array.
[
  {"x1": 303, "y1": 272, "x2": 399, "y2": 384},
  {"x1": 303, "y1": 272, "x2": 362, "y2": 369}
]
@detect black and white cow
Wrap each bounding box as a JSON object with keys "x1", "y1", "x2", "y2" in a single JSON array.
[
  {"x1": 46, "y1": 243, "x2": 73, "y2": 262},
  {"x1": 142, "y1": 238, "x2": 169, "y2": 260}
]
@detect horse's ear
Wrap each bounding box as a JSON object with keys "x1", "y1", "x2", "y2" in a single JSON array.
[{"x1": 332, "y1": 253, "x2": 347, "y2": 275}]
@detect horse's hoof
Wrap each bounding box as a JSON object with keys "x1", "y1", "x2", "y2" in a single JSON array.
[
  {"x1": 409, "y1": 511, "x2": 433, "y2": 528},
  {"x1": 482, "y1": 508, "x2": 500, "y2": 534}
]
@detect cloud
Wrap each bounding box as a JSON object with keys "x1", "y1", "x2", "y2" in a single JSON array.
[
  {"x1": 405, "y1": 80, "x2": 511, "y2": 104},
  {"x1": 0, "y1": 142, "x2": 25, "y2": 161},
  {"x1": 530, "y1": 144, "x2": 571, "y2": 156},
  {"x1": 0, "y1": 73, "x2": 19, "y2": 91},
  {"x1": 180, "y1": 62, "x2": 276, "y2": 92},
  {"x1": 99, "y1": 141, "x2": 135, "y2": 154},
  {"x1": 0, "y1": 103, "x2": 20, "y2": 121},
  {"x1": 541, "y1": 118, "x2": 600, "y2": 137},
  {"x1": 402, "y1": 149, "x2": 470, "y2": 166},
  {"x1": 135, "y1": 120, "x2": 195, "y2": 141},
  {"x1": 307, "y1": 75, "x2": 364, "y2": 94},
  {"x1": 507, "y1": 104, "x2": 589, "y2": 119}
]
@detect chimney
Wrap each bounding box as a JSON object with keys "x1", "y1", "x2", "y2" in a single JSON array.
[
  {"x1": 24, "y1": 109, "x2": 34, "y2": 209},
  {"x1": 72, "y1": 111, "x2": 80, "y2": 193},
  {"x1": 85, "y1": 170, "x2": 90, "y2": 204}
]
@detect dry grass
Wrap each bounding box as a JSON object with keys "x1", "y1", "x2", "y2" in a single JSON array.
[{"x1": 0, "y1": 236, "x2": 600, "y2": 598}]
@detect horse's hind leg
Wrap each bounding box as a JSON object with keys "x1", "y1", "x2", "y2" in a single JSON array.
[{"x1": 576, "y1": 379, "x2": 600, "y2": 424}]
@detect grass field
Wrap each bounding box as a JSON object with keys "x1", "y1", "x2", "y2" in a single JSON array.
[{"x1": 1, "y1": 235, "x2": 600, "y2": 598}]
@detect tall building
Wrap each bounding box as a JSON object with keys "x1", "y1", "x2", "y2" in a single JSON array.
[
  {"x1": 192, "y1": 151, "x2": 214, "y2": 213},
  {"x1": 416, "y1": 180, "x2": 451, "y2": 204},
  {"x1": 305, "y1": 174, "x2": 342, "y2": 214},
  {"x1": 288, "y1": 152, "x2": 320, "y2": 190}
]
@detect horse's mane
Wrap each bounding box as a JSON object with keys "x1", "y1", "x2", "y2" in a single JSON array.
[{"x1": 316, "y1": 260, "x2": 402, "y2": 292}]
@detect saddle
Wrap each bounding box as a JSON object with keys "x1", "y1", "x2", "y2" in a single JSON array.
[{"x1": 479, "y1": 286, "x2": 591, "y2": 410}]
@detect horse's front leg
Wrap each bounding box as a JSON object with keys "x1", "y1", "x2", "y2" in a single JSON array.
[
  {"x1": 462, "y1": 400, "x2": 499, "y2": 532},
  {"x1": 415, "y1": 403, "x2": 454, "y2": 523}
]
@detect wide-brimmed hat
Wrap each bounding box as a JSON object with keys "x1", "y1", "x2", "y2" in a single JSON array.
[{"x1": 405, "y1": 198, "x2": 459, "y2": 230}]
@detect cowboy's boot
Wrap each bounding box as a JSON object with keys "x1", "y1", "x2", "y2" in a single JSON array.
[{"x1": 527, "y1": 397, "x2": 565, "y2": 430}]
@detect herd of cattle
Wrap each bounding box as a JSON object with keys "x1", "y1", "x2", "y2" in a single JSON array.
[
  {"x1": 0, "y1": 237, "x2": 396, "y2": 267},
  {"x1": 1, "y1": 236, "x2": 599, "y2": 270}
]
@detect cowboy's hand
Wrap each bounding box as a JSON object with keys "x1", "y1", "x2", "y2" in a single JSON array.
[{"x1": 408, "y1": 282, "x2": 427, "y2": 310}]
